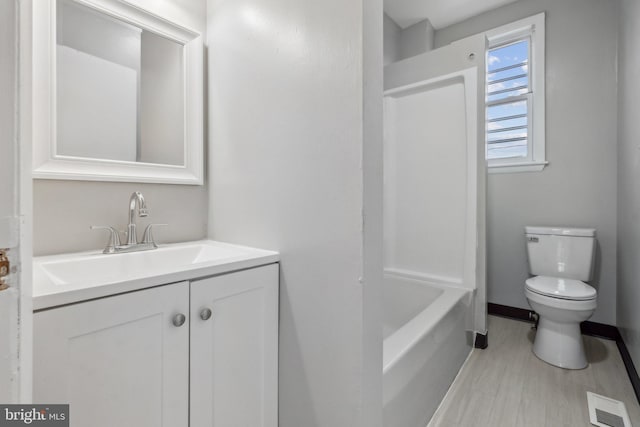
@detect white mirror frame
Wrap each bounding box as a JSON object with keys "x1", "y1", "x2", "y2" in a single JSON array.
[{"x1": 33, "y1": 0, "x2": 204, "y2": 185}]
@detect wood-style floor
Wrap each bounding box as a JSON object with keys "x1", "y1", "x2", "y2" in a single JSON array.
[{"x1": 428, "y1": 315, "x2": 640, "y2": 426}]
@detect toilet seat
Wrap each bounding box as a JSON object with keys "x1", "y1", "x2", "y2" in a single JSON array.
[
  {"x1": 525, "y1": 288, "x2": 597, "y2": 311},
  {"x1": 525, "y1": 276, "x2": 596, "y2": 301}
]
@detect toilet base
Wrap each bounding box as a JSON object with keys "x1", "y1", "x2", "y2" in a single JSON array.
[{"x1": 533, "y1": 318, "x2": 587, "y2": 369}]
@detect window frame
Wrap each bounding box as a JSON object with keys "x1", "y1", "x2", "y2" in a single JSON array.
[{"x1": 485, "y1": 13, "x2": 547, "y2": 173}]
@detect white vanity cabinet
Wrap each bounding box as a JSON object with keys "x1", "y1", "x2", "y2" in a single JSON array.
[
  {"x1": 33, "y1": 263, "x2": 279, "y2": 427},
  {"x1": 190, "y1": 264, "x2": 279, "y2": 427},
  {"x1": 33, "y1": 281, "x2": 190, "y2": 427}
]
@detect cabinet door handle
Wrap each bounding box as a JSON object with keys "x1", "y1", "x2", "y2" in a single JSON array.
[
  {"x1": 200, "y1": 308, "x2": 212, "y2": 321},
  {"x1": 172, "y1": 313, "x2": 186, "y2": 327}
]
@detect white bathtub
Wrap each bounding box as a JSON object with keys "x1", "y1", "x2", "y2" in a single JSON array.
[{"x1": 383, "y1": 271, "x2": 473, "y2": 427}]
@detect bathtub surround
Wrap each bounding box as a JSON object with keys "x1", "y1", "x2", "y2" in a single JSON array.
[
  {"x1": 617, "y1": 0, "x2": 640, "y2": 388},
  {"x1": 383, "y1": 33, "x2": 486, "y2": 426},
  {"x1": 206, "y1": 0, "x2": 384, "y2": 426},
  {"x1": 384, "y1": 34, "x2": 487, "y2": 335},
  {"x1": 434, "y1": 0, "x2": 619, "y2": 325}
]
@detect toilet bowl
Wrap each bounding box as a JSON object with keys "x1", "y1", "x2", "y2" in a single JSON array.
[
  {"x1": 524, "y1": 226, "x2": 598, "y2": 370},
  {"x1": 525, "y1": 277, "x2": 597, "y2": 369}
]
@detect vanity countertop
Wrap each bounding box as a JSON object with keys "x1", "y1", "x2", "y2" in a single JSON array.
[{"x1": 33, "y1": 240, "x2": 279, "y2": 310}]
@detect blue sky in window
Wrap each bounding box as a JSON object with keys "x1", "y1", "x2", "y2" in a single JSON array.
[
  {"x1": 487, "y1": 40, "x2": 529, "y2": 159},
  {"x1": 488, "y1": 40, "x2": 529, "y2": 100}
]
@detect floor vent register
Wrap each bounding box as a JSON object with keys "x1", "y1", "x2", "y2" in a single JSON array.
[{"x1": 587, "y1": 391, "x2": 632, "y2": 427}]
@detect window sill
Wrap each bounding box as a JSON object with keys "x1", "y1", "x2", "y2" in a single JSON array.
[{"x1": 488, "y1": 161, "x2": 548, "y2": 174}]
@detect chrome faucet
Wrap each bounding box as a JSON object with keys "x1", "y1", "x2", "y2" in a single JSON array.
[
  {"x1": 91, "y1": 192, "x2": 166, "y2": 254},
  {"x1": 127, "y1": 191, "x2": 148, "y2": 245}
]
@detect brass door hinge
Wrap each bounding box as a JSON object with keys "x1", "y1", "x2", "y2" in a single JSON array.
[{"x1": 0, "y1": 249, "x2": 9, "y2": 291}]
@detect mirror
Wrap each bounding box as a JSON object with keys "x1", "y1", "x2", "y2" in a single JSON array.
[
  {"x1": 57, "y1": 0, "x2": 185, "y2": 166},
  {"x1": 33, "y1": 0, "x2": 203, "y2": 184}
]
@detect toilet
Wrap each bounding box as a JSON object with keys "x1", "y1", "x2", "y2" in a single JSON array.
[{"x1": 524, "y1": 226, "x2": 597, "y2": 369}]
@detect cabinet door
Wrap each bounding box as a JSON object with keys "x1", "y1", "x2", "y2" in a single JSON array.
[
  {"x1": 34, "y1": 282, "x2": 189, "y2": 427},
  {"x1": 190, "y1": 264, "x2": 279, "y2": 427}
]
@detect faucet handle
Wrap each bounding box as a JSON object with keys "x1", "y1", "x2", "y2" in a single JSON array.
[
  {"x1": 90, "y1": 226, "x2": 122, "y2": 253},
  {"x1": 142, "y1": 224, "x2": 167, "y2": 246}
]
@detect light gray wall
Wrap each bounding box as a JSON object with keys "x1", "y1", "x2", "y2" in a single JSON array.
[
  {"x1": 363, "y1": 2, "x2": 385, "y2": 425},
  {"x1": 57, "y1": 1, "x2": 141, "y2": 71},
  {"x1": 384, "y1": 14, "x2": 401, "y2": 65},
  {"x1": 57, "y1": 4, "x2": 141, "y2": 163},
  {"x1": 399, "y1": 19, "x2": 434, "y2": 61},
  {"x1": 384, "y1": 15, "x2": 434, "y2": 65},
  {"x1": 0, "y1": 0, "x2": 16, "y2": 224},
  {"x1": 207, "y1": 0, "x2": 383, "y2": 425},
  {"x1": 33, "y1": 0, "x2": 207, "y2": 256},
  {"x1": 140, "y1": 31, "x2": 184, "y2": 165},
  {"x1": 435, "y1": 0, "x2": 619, "y2": 324},
  {"x1": 33, "y1": 180, "x2": 207, "y2": 255},
  {"x1": 0, "y1": 0, "x2": 17, "y2": 403},
  {"x1": 617, "y1": 0, "x2": 640, "y2": 368}
]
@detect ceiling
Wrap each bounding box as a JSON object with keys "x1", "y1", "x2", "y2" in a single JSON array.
[{"x1": 384, "y1": 0, "x2": 520, "y2": 30}]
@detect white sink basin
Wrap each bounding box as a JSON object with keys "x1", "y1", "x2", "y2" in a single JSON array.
[
  {"x1": 40, "y1": 243, "x2": 240, "y2": 286},
  {"x1": 33, "y1": 240, "x2": 279, "y2": 310}
]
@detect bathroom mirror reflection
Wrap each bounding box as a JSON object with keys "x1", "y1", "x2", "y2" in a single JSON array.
[
  {"x1": 57, "y1": 0, "x2": 185, "y2": 166},
  {"x1": 33, "y1": 0, "x2": 203, "y2": 184}
]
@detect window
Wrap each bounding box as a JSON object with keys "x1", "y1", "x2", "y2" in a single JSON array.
[
  {"x1": 485, "y1": 14, "x2": 546, "y2": 173},
  {"x1": 487, "y1": 39, "x2": 530, "y2": 160}
]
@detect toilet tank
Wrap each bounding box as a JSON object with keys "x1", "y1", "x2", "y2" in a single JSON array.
[{"x1": 525, "y1": 226, "x2": 596, "y2": 281}]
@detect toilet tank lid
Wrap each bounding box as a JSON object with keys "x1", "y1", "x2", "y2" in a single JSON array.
[{"x1": 525, "y1": 226, "x2": 596, "y2": 237}]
